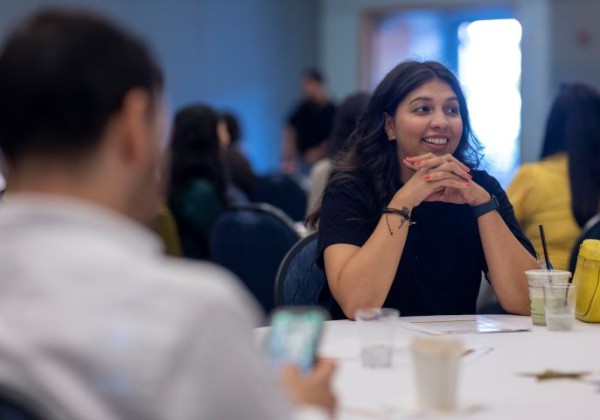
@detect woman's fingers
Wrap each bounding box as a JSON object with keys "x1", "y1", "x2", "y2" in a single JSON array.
[
  {"x1": 423, "y1": 161, "x2": 472, "y2": 182},
  {"x1": 403, "y1": 155, "x2": 471, "y2": 182},
  {"x1": 405, "y1": 153, "x2": 470, "y2": 174},
  {"x1": 402, "y1": 171, "x2": 470, "y2": 207},
  {"x1": 427, "y1": 175, "x2": 472, "y2": 189}
]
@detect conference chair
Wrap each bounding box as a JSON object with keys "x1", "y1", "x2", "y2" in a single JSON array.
[
  {"x1": 210, "y1": 203, "x2": 300, "y2": 313},
  {"x1": 274, "y1": 233, "x2": 326, "y2": 306},
  {"x1": 251, "y1": 173, "x2": 307, "y2": 222}
]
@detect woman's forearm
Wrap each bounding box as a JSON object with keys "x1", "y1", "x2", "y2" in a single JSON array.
[
  {"x1": 325, "y1": 193, "x2": 416, "y2": 319},
  {"x1": 326, "y1": 216, "x2": 409, "y2": 319},
  {"x1": 478, "y1": 211, "x2": 539, "y2": 314}
]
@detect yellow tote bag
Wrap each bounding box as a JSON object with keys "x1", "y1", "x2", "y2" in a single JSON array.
[{"x1": 572, "y1": 239, "x2": 600, "y2": 322}]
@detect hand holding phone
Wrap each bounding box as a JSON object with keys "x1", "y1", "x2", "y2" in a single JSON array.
[
  {"x1": 280, "y1": 358, "x2": 337, "y2": 415},
  {"x1": 265, "y1": 306, "x2": 328, "y2": 375}
]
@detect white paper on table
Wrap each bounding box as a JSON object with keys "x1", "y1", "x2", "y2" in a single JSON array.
[
  {"x1": 319, "y1": 339, "x2": 493, "y2": 366},
  {"x1": 399, "y1": 315, "x2": 531, "y2": 335}
]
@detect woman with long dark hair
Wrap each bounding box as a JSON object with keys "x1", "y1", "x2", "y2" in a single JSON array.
[
  {"x1": 508, "y1": 84, "x2": 600, "y2": 270},
  {"x1": 221, "y1": 111, "x2": 257, "y2": 201},
  {"x1": 168, "y1": 104, "x2": 228, "y2": 259},
  {"x1": 566, "y1": 87, "x2": 600, "y2": 272},
  {"x1": 307, "y1": 60, "x2": 538, "y2": 319}
]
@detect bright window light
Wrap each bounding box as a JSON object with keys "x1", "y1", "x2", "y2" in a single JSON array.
[{"x1": 458, "y1": 19, "x2": 522, "y2": 186}]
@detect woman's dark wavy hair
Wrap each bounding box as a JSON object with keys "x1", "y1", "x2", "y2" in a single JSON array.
[
  {"x1": 168, "y1": 104, "x2": 227, "y2": 207},
  {"x1": 540, "y1": 83, "x2": 599, "y2": 159},
  {"x1": 561, "y1": 84, "x2": 600, "y2": 227},
  {"x1": 328, "y1": 92, "x2": 371, "y2": 158},
  {"x1": 307, "y1": 60, "x2": 483, "y2": 228}
]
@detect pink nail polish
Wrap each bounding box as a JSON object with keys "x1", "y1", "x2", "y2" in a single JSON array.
[
  {"x1": 464, "y1": 182, "x2": 471, "y2": 187},
  {"x1": 414, "y1": 161, "x2": 422, "y2": 166},
  {"x1": 424, "y1": 175, "x2": 431, "y2": 180}
]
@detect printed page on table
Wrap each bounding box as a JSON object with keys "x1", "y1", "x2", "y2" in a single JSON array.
[{"x1": 399, "y1": 315, "x2": 531, "y2": 335}]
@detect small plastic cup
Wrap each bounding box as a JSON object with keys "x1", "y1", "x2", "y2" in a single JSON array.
[
  {"x1": 525, "y1": 269, "x2": 571, "y2": 326},
  {"x1": 544, "y1": 283, "x2": 577, "y2": 331},
  {"x1": 410, "y1": 336, "x2": 464, "y2": 411},
  {"x1": 355, "y1": 308, "x2": 399, "y2": 368}
]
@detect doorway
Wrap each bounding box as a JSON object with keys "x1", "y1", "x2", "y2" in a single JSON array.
[{"x1": 363, "y1": 7, "x2": 521, "y2": 186}]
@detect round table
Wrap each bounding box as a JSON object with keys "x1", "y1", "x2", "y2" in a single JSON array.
[{"x1": 258, "y1": 314, "x2": 600, "y2": 419}]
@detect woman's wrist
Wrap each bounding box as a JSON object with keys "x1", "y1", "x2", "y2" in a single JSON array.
[
  {"x1": 390, "y1": 190, "x2": 416, "y2": 211},
  {"x1": 469, "y1": 191, "x2": 492, "y2": 207}
]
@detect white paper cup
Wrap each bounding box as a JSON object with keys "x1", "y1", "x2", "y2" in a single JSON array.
[{"x1": 410, "y1": 336, "x2": 464, "y2": 411}]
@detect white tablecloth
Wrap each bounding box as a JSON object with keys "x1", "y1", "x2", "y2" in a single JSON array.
[{"x1": 257, "y1": 314, "x2": 600, "y2": 419}]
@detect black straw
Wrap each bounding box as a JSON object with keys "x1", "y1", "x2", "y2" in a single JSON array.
[{"x1": 539, "y1": 224, "x2": 551, "y2": 270}]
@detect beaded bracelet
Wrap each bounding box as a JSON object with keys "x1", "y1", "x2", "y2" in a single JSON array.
[{"x1": 382, "y1": 207, "x2": 415, "y2": 235}]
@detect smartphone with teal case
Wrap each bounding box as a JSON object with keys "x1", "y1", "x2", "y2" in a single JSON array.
[{"x1": 265, "y1": 306, "x2": 329, "y2": 374}]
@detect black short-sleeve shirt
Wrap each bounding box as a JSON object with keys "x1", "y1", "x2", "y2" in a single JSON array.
[
  {"x1": 317, "y1": 170, "x2": 536, "y2": 319},
  {"x1": 288, "y1": 100, "x2": 336, "y2": 153}
]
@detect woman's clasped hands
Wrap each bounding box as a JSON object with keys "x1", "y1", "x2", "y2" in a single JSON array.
[{"x1": 401, "y1": 153, "x2": 490, "y2": 207}]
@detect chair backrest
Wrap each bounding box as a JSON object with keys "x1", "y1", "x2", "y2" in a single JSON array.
[
  {"x1": 252, "y1": 173, "x2": 307, "y2": 222},
  {"x1": 210, "y1": 203, "x2": 300, "y2": 313},
  {"x1": 274, "y1": 232, "x2": 326, "y2": 306}
]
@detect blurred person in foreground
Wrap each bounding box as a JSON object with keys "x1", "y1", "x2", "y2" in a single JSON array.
[
  {"x1": 307, "y1": 60, "x2": 538, "y2": 320},
  {"x1": 0, "y1": 149, "x2": 6, "y2": 196},
  {"x1": 0, "y1": 9, "x2": 335, "y2": 420},
  {"x1": 508, "y1": 84, "x2": 599, "y2": 270}
]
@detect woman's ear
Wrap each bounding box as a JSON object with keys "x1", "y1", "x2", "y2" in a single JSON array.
[{"x1": 384, "y1": 113, "x2": 396, "y2": 141}]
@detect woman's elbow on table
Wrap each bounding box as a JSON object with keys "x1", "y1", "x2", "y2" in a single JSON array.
[
  {"x1": 498, "y1": 295, "x2": 531, "y2": 316},
  {"x1": 337, "y1": 294, "x2": 386, "y2": 321}
]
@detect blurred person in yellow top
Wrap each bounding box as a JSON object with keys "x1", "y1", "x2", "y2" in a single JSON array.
[{"x1": 507, "y1": 84, "x2": 600, "y2": 269}]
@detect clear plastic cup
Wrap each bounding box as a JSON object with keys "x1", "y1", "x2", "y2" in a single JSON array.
[
  {"x1": 525, "y1": 269, "x2": 571, "y2": 326},
  {"x1": 355, "y1": 308, "x2": 399, "y2": 368},
  {"x1": 544, "y1": 283, "x2": 577, "y2": 331}
]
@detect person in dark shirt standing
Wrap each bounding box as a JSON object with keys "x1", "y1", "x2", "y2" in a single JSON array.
[{"x1": 283, "y1": 69, "x2": 336, "y2": 176}]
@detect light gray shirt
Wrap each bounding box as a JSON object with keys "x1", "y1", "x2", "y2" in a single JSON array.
[{"x1": 0, "y1": 195, "x2": 324, "y2": 420}]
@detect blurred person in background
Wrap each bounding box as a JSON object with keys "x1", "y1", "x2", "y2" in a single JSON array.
[
  {"x1": 0, "y1": 9, "x2": 335, "y2": 419},
  {"x1": 222, "y1": 111, "x2": 257, "y2": 202},
  {"x1": 306, "y1": 92, "x2": 370, "y2": 218},
  {"x1": 565, "y1": 88, "x2": 600, "y2": 273},
  {"x1": 150, "y1": 202, "x2": 183, "y2": 257},
  {"x1": 282, "y1": 69, "x2": 336, "y2": 178},
  {"x1": 168, "y1": 104, "x2": 230, "y2": 260},
  {"x1": 508, "y1": 84, "x2": 599, "y2": 270}
]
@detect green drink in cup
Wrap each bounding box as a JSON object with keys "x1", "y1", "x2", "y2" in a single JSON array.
[{"x1": 525, "y1": 270, "x2": 571, "y2": 326}]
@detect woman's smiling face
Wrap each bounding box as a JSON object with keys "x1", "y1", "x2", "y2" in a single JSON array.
[{"x1": 385, "y1": 78, "x2": 463, "y2": 161}]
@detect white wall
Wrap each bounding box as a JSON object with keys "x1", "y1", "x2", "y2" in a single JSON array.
[
  {"x1": 4, "y1": 0, "x2": 598, "y2": 169},
  {"x1": 549, "y1": 0, "x2": 600, "y2": 90},
  {"x1": 0, "y1": 0, "x2": 319, "y2": 173},
  {"x1": 318, "y1": 0, "x2": 552, "y2": 164}
]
